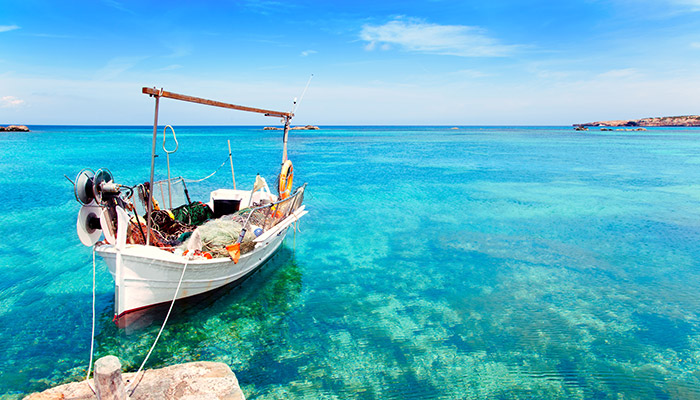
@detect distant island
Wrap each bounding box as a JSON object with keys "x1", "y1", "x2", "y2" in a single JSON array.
[
  {"x1": 0, "y1": 125, "x2": 29, "y2": 132},
  {"x1": 575, "y1": 115, "x2": 700, "y2": 127},
  {"x1": 263, "y1": 125, "x2": 319, "y2": 131}
]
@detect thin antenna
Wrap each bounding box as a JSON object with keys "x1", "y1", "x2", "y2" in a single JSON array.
[{"x1": 292, "y1": 74, "x2": 314, "y2": 114}]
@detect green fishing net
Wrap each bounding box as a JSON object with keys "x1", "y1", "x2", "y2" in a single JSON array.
[
  {"x1": 172, "y1": 201, "x2": 214, "y2": 226},
  {"x1": 180, "y1": 212, "x2": 259, "y2": 258}
]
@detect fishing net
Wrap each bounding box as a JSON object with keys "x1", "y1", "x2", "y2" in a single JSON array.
[
  {"x1": 126, "y1": 220, "x2": 174, "y2": 248},
  {"x1": 171, "y1": 201, "x2": 214, "y2": 226},
  {"x1": 180, "y1": 211, "x2": 260, "y2": 258},
  {"x1": 128, "y1": 173, "x2": 305, "y2": 257},
  {"x1": 152, "y1": 177, "x2": 192, "y2": 211},
  {"x1": 147, "y1": 210, "x2": 193, "y2": 241}
]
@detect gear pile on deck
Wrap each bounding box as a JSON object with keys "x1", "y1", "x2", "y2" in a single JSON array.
[{"x1": 74, "y1": 165, "x2": 305, "y2": 262}]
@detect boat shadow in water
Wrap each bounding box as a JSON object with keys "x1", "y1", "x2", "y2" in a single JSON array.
[{"x1": 113, "y1": 245, "x2": 303, "y2": 333}]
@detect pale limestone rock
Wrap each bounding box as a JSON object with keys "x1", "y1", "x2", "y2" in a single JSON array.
[{"x1": 24, "y1": 362, "x2": 245, "y2": 400}]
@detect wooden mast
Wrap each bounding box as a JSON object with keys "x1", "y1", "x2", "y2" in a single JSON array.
[{"x1": 142, "y1": 87, "x2": 293, "y2": 118}]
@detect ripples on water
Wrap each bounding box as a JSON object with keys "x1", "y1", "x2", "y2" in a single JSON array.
[{"x1": 0, "y1": 126, "x2": 699, "y2": 399}]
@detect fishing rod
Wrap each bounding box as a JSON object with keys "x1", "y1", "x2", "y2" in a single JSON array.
[{"x1": 291, "y1": 74, "x2": 314, "y2": 115}]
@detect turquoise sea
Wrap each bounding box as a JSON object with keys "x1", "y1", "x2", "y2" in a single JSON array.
[{"x1": 1, "y1": 125, "x2": 700, "y2": 399}]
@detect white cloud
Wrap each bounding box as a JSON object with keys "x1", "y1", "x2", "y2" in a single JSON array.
[
  {"x1": 596, "y1": 68, "x2": 642, "y2": 79},
  {"x1": 360, "y1": 17, "x2": 517, "y2": 57},
  {"x1": 157, "y1": 64, "x2": 183, "y2": 71},
  {"x1": 241, "y1": 0, "x2": 291, "y2": 15},
  {"x1": 101, "y1": 0, "x2": 135, "y2": 14},
  {"x1": 670, "y1": 0, "x2": 700, "y2": 10},
  {"x1": 165, "y1": 44, "x2": 192, "y2": 58},
  {"x1": 30, "y1": 33, "x2": 74, "y2": 38},
  {"x1": 300, "y1": 50, "x2": 317, "y2": 57},
  {"x1": 94, "y1": 56, "x2": 146, "y2": 80},
  {"x1": 0, "y1": 25, "x2": 20, "y2": 33},
  {"x1": 624, "y1": 0, "x2": 700, "y2": 13},
  {"x1": 1, "y1": 96, "x2": 24, "y2": 108},
  {"x1": 691, "y1": 42, "x2": 700, "y2": 48},
  {"x1": 452, "y1": 69, "x2": 491, "y2": 79}
]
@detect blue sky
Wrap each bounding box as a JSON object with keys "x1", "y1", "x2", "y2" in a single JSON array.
[{"x1": 1, "y1": 0, "x2": 700, "y2": 125}]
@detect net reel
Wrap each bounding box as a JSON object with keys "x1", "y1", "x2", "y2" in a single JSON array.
[
  {"x1": 73, "y1": 168, "x2": 124, "y2": 247},
  {"x1": 94, "y1": 168, "x2": 118, "y2": 204},
  {"x1": 74, "y1": 169, "x2": 95, "y2": 205},
  {"x1": 77, "y1": 203, "x2": 103, "y2": 246}
]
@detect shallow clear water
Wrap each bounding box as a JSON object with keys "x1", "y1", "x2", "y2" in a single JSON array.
[{"x1": 1, "y1": 125, "x2": 700, "y2": 399}]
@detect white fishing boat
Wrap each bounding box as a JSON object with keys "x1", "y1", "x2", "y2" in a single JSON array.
[{"x1": 72, "y1": 87, "x2": 308, "y2": 320}]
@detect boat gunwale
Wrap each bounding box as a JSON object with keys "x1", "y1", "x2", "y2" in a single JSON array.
[{"x1": 95, "y1": 204, "x2": 306, "y2": 265}]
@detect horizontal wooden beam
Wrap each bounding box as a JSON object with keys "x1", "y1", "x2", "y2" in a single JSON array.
[{"x1": 142, "y1": 87, "x2": 293, "y2": 118}]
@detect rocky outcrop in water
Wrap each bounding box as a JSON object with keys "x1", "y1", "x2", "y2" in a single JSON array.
[
  {"x1": 575, "y1": 115, "x2": 700, "y2": 127},
  {"x1": 0, "y1": 125, "x2": 29, "y2": 132}
]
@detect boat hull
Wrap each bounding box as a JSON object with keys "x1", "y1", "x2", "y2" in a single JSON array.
[{"x1": 97, "y1": 228, "x2": 288, "y2": 318}]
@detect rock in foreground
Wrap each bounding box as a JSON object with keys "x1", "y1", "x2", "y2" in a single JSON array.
[
  {"x1": 24, "y1": 361, "x2": 245, "y2": 400},
  {"x1": 0, "y1": 125, "x2": 30, "y2": 132},
  {"x1": 575, "y1": 115, "x2": 700, "y2": 127}
]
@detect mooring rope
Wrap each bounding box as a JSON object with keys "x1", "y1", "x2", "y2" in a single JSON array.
[
  {"x1": 85, "y1": 247, "x2": 97, "y2": 393},
  {"x1": 126, "y1": 258, "x2": 190, "y2": 396}
]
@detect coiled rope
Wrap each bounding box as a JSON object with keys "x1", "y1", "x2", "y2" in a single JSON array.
[{"x1": 126, "y1": 258, "x2": 190, "y2": 396}]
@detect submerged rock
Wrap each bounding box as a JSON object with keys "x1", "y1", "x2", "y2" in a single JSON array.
[{"x1": 24, "y1": 361, "x2": 245, "y2": 399}]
